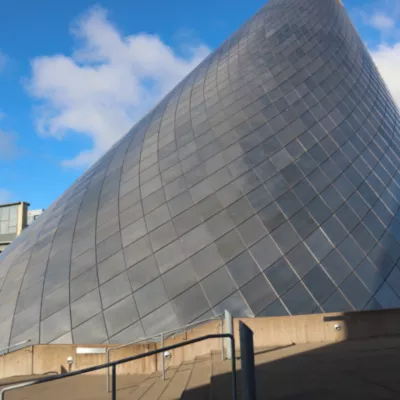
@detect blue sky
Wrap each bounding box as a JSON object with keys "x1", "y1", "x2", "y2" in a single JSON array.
[{"x1": 0, "y1": 0, "x2": 399, "y2": 210}]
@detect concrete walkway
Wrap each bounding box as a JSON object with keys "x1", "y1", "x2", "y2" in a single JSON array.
[{"x1": 4, "y1": 336, "x2": 400, "y2": 399}]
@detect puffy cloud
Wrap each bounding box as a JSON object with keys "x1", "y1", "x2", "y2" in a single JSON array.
[
  {"x1": 353, "y1": 1, "x2": 400, "y2": 109},
  {"x1": 353, "y1": 1, "x2": 400, "y2": 42},
  {"x1": 368, "y1": 13, "x2": 396, "y2": 31},
  {"x1": 28, "y1": 6, "x2": 210, "y2": 168},
  {"x1": 0, "y1": 189, "x2": 12, "y2": 204},
  {"x1": 370, "y1": 43, "x2": 400, "y2": 108}
]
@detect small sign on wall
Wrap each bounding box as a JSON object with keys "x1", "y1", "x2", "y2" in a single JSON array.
[{"x1": 76, "y1": 347, "x2": 106, "y2": 354}]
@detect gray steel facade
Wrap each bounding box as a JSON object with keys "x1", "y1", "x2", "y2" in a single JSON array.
[{"x1": 1, "y1": 0, "x2": 400, "y2": 346}]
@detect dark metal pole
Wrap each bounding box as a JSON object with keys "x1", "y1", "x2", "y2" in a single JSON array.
[
  {"x1": 239, "y1": 321, "x2": 256, "y2": 400},
  {"x1": 230, "y1": 336, "x2": 238, "y2": 400},
  {"x1": 112, "y1": 364, "x2": 116, "y2": 400},
  {"x1": 225, "y1": 310, "x2": 233, "y2": 359}
]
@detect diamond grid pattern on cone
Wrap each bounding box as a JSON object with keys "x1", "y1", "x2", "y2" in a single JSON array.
[{"x1": 1, "y1": 0, "x2": 400, "y2": 345}]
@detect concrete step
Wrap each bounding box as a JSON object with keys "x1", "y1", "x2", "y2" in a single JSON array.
[
  {"x1": 159, "y1": 362, "x2": 195, "y2": 400},
  {"x1": 139, "y1": 366, "x2": 180, "y2": 400},
  {"x1": 0, "y1": 373, "x2": 57, "y2": 389},
  {"x1": 116, "y1": 373, "x2": 150, "y2": 394},
  {"x1": 181, "y1": 355, "x2": 211, "y2": 400},
  {"x1": 128, "y1": 371, "x2": 163, "y2": 399}
]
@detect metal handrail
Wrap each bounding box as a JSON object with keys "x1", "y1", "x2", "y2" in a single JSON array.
[
  {"x1": 0, "y1": 339, "x2": 31, "y2": 355},
  {"x1": 0, "y1": 334, "x2": 237, "y2": 400},
  {"x1": 106, "y1": 313, "x2": 225, "y2": 392},
  {"x1": 111, "y1": 313, "x2": 224, "y2": 350},
  {"x1": 162, "y1": 313, "x2": 224, "y2": 339}
]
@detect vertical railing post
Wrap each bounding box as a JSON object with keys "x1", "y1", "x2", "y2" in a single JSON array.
[
  {"x1": 239, "y1": 321, "x2": 256, "y2": 400},
  {"x1": 230, "y1": 336, "x2": 238, "y2": 400},
  {"x1": 220, "y1": 319, "x2": 225, "y2": 360},
  {"x1": 161, "y1": 333, "x2": 165, "y2": 380},
  {"x1": 112, "y1": 364, "x2": 116, "y2": 400},
  {"x1": 106, "y1": 349, "x2": 110, "y2": 393},
  {"x1": 225, "y1": 310, "x2": 233, "y2": 360}
]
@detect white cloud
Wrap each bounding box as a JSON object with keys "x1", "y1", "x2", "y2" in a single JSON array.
[
  {"x1": 370, "y1": 43, "x2": 400, "y2": 108},
  {"x1": 353, "y1": 1, "x2": 400, "y2": 110},
  {"x1": 369, "y1": 13, "x2": 396, "y2": 31},
  {"x1": 353, "y1": 1, "x2": 400, "y2": 40},
  {"x1": 0, "y1": 189, "x2": 12, "y2": 204},
  {"x1": 28, "y1": 6, "x2": 210, "y2": 168}
]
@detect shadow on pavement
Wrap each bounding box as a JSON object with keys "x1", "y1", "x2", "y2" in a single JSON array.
[{"x1": 188, "y1": 335, "x2": 400, "y2": 399}]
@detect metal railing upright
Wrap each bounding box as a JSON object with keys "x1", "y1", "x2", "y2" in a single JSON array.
[
  {"x1": 0, "y1": 334, "x2": 237, "y2": 400},
  {"x1": 106, "y1": 312, "x2": 227, "y2": 392}
]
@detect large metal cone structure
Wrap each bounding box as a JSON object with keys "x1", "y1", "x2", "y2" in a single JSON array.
[{"x1": 2, "y1": 0, "x2": 400, "y2": 346}]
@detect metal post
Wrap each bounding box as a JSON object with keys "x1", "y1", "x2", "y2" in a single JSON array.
[
  {"x1": 239, "y1": 321, "x2": 256, "y2": 400},
  {"x1": 225, "y1": 310, "x2": 233, "y2": 360},
  {"x1": 112, "y1": 364, "x2": 116, "y2": 400},
  {"x1": 230, "y1": 336, "x2": 238, "y2": 400},
  {"x1": 220, "y1": 320, "x2": 225, "y2": 361},
  {"x1": 161, "y1": 333, "x2": 165, "y2": 380},
  {"x1": 106, "y1": 349, "x2": 110, "y2": 393}
]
